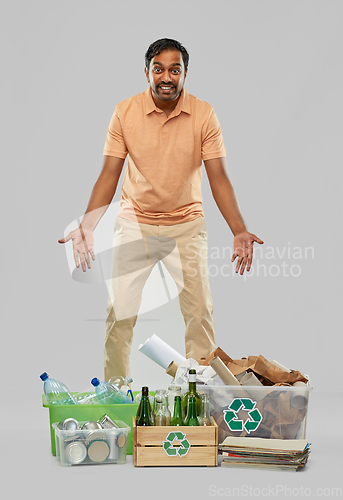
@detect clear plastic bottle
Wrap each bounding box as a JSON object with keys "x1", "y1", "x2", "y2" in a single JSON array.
[
  {"x1": 40, "y1": 372, "x2": 78, "y2": 405},
  {"x1": 91, "y1": 378, "x2": 132, "y2": 404},
  {"x1": 109, "y1": 375, "x2": 134, "y2": 401},
  {"x1": 73, "y1": 392, "x2": 98, "y2": 405}
]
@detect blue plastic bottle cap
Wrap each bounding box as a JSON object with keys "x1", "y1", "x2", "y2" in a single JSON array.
[
  {"x1": 91, "y1": 378, "x2": 100, "y2": 387},
  {"x1": 40, "y1": 372, "x2": 48, "y2": 381}
]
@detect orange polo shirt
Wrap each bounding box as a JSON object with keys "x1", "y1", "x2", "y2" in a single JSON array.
[{"x1": 103, "y1": 86, "x2": 226, "y2": 225}]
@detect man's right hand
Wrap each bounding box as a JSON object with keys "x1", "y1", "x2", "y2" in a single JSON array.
[{"x1": 58, "y1": 226, "x2": 95, "y2": 272}]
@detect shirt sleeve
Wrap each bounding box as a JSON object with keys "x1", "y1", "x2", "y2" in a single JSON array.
[
  {"x1": 103, "y1": 108, "x2": 128, "y2": 159},
  {"x1": 201, "y1": 109, "x2": 226, "y2": 161}
]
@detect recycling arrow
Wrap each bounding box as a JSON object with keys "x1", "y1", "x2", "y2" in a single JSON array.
[
  {"x1": 224, "y1": 398, "x2": 262, "y2": 434},
  {"x1": 162, "y1": 432, "x2": 191, "y2": 457}
]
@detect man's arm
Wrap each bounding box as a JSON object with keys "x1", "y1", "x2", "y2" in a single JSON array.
[
  {"x1": 58, "y1": 155, "x2": 125, "y2": 271},
  {"x1": 80, "y1": 155, "x2": 125, "y2": 231},
  {"x1": 204, "y1": 157, "x2": 263, "y2": 275}
]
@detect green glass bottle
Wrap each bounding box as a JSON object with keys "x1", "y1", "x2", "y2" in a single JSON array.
[
  {"x1": 136, "y1": 386, "x2": 152, "y2": 423},
  {"x1": 185, "y1": 395, "x2": 199, "y2": 426},
  {"x1": 137, "y1": 386, "x2": 152, "y2": 426},
  {"x1": 170, "y1": 396, "x2": 184, "y2": 426},
  {"x1": 182, "y1": 369, "x2": 202, "y2": 419}
]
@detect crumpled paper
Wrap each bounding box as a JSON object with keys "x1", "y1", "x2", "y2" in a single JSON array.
[
  {"x1": 173, "y1": 358, "x2": 225, "y2": 386},
  {"x1": 202, "y1": 348, "x2": 309, "y2": 386}
]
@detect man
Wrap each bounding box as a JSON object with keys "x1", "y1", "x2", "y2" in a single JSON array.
[{"x1": 58, "y1": 38, "x2": 263, "y2": 380}]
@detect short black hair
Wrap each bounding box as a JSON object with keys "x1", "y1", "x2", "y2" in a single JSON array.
[{"x1": 145, "y1": 38, "x2": 189, "y2": 71}]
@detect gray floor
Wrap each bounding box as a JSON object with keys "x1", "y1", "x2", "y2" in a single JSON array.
[{"x1": 2, "y1": 391, "x2": 342, "y2": 499}]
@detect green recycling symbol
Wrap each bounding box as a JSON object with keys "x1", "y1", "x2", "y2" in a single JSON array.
[
  {"x1": 163, "y1": 432, "x2": 191, "y2": 457},
  {"x1": 224, "y1": 398, "x2": 262, "y2": 434}
]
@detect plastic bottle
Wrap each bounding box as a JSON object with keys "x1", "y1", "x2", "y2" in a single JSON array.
[
  {"x1": 40, "y1": 372, "x2": 78, "y2": 405},
  {"x1": 109, "y1": 375, "x2": 134, "y2": 401},
  {"x1": 91, "y1": 378, "x2": 132, "y2": 404}
]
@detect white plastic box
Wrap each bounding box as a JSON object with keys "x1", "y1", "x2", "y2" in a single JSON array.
[
  {"x1": 181, "y1": 384, "x2": 312, "y2": 445},
  {"x1": 53, "y1": 420, "x2": 130, "y2": 466}
]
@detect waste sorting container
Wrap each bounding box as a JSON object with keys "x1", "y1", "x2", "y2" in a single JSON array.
[{"x1": 180, "y1": 384, "x2": 312, "y2": 444}]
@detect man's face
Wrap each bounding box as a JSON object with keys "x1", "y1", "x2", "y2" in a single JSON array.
[{"x1": 145, "y1": 49, "x2": 187, "y2": 103}]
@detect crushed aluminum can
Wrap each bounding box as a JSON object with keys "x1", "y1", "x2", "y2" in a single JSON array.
[{"x1": 97, "y1": 414, "x2": 119, "y2": 429}]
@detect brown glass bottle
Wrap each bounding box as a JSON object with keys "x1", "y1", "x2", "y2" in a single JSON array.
[{"x1": 137, "y1": 386, "x2": 152, "y2": 426}]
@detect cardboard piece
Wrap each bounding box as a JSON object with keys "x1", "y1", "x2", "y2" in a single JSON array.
[
  {"x1": 202, "y1": 347, "x2": 234, "y2": 367},
  {"x1": 209, "y1": 357, "x2": 241, "y2": 386},
  {"x1": 204, "y1": 348, "x2": 308, "y2": 386},
  {"x1": 166, "y1": 361, "x2": 179, "y2": 378},
  {"x1": 252, "y1": 355, "x2": 308, "y2": 385}
]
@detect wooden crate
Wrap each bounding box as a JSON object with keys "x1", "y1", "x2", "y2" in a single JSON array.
[{"x1": 133, "y1": 417, "x2": 218, "y2": 467}]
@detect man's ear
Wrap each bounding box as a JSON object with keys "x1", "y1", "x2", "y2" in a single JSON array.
[{"x1": 144, "y1": 67, "x2": 149, "y2": 82}]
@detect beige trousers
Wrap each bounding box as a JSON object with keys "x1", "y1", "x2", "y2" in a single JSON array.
[{"x1": 104, "y1": 216, "x2": 216, "y2": 380}]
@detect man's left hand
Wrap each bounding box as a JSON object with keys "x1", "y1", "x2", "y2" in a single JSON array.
[{"x1": 231, "y1": 232, "x2": 264, "y2": 275}]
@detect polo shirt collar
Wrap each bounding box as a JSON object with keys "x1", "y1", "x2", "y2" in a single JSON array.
[{"x1": 144, "y1": 86, "x2": 191, "y2": 115}]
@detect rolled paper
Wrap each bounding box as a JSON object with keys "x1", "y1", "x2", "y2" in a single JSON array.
[
  {"x1": 239, "y1": 372, "x2": 263, "y2": 387},
  {"x1": 138, "y1": 334, "x2": 186, "y2": 370},
  {"x1": 290, "y1": 381, "x2": 309, "y2": 410},
  {"x1": 270, "y1": 360, "x2": 291, "y2": 373},
  {"x1": 209, "y1": 357, "x2": 241, "y2": 386},
  {"x1": 239, "y1": 372, "x2": 264, "y2": 402},
  {"x1": 235, "y1": 370, "x2": 248, "y2": 382},
  {"x1": 209, "y1": 357, "x2": 250, "y2": 399},
  {"x1": 166, "y1": 360, "x2": 179, "y2": 378}
]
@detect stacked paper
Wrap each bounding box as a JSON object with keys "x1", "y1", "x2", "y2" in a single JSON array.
[{"x1": 219, "y1": 437, "x2": 311, "y2": 472}]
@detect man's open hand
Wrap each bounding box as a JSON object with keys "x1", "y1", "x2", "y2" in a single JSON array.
[
  {"x1": 231, "y1": 231, "x2": 264, "y2": 275},
  {"x1": 58, "y1": 226, "x2": 95, "y2": 272}
]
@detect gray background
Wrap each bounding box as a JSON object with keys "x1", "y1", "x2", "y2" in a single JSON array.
[{"x1": 1, "y1": 0, "x2": 342, "y2": 498}]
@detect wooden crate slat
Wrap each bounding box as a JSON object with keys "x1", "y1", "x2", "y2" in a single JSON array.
[
  {"x1": 134, "y1": 445, "x2": 217, "y2": 467},
  {"x1": 136, "y1": 425, "x2": 216, "y2": 446}
]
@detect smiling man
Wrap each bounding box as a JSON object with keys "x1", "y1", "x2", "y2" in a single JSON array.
[{"x1": 59, "y1": 38, "x2": 263, "y2": 380}]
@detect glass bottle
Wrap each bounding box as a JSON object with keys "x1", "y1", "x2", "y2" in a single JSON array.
[
  {"x1": 185, "y1": 395, "x2": 200, "y2": 426},
  {"x1": 135, "y1": 387, "x2": 153, "y2": 423},
  {"x1": 162, "y1": 397, "x2": 171, "y2": 426},
  {"x1": 167, "y1": 384, "x2": 182, "y2": 416},
  {"x1": 182, "y1": 369, "x2": 202, "y2": 419},
  {"x1": 199, "y1": 393, "x2": 212, "y2": 426},
  {"x1": 154, "y1": 400, "x2": 166, "y2": 426},
  {"x1": 137, "y1": 386, "x2": 152, "y2": 426},
  {"x1": 170, "y1": 396, "x2": 185, "y2": 426},
  {"x1": 153, "y1": 389, "x2": 167, "y2": 425}
]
